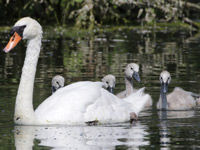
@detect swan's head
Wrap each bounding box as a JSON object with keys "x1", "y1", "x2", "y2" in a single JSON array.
[
  {"x1": 160, "y1": 70, "x2": 171, "y2": 94},
  {"x1": 160, "y1": 71, "x2": 171, "y2": 110},
  {"x1": 102, "y1": 74, "x2": 116, "y2": 94},
  {"x1": 52, "y1": 75, "x2": 65, "y2": 93},
  {"x1": 3, "y1": 17, "x2": 42, "y2": 53},
  {"x1": 125, "y1": 63, "x2": 140, "y2": 82}
]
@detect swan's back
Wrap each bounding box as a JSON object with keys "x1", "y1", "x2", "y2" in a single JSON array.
[
  {"x1": 35, "y1": 81, "x2": 104, "y2": 124},
  {"x1": 84, "y1": 88, "x2": 132, "y2": 123},
  {"x1": 84, "y1": 87, "x2": 148, "y2": 124},
  {"x1": 122, "y1": 87, "x2": 150, "y2": 115},
  {"x1": 35, "y1": 81, "x2": 148, "y2": 125},
  {"x1": 163, "y1": 87, "x2": 196, "y2": 110}
]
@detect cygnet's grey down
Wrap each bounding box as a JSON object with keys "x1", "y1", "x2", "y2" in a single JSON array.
[
  {"x1": 102, "y1": 74, "x2": 116, "y2": 94},
  {"x1": 157, "y1": 70, "x2": 199, "y2": 110},
  {"x1": 116, "y1": 63, "x2": 152, "y2": 108},
  {"x1": 196, "y1": 97, "x2": 200, "y2": 106},
  {"x1": 52, "y1": 75, "x2": 65, "y2": 93}
]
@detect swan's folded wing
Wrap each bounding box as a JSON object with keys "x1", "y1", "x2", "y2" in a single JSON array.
[
  {"x1": 122, "y1": 87, "x2": 149, "y2": 116},
  {"x1": 84, "y1": 88, "x2": 134, "y2": 124}
]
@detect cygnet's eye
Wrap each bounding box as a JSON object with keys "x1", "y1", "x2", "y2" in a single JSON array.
[
  {"x1": 160, "y1": 77, "x2": 163, "y2": 80},
  {"x1": 106, "y1": 81, "x2": 109, "y2": 84},
  {"x1": 131, "y1": 68, "x2": 133, "y2": 70},
  {"x1": 56, "y1": 81, "x2": 59, "y2": 85}
]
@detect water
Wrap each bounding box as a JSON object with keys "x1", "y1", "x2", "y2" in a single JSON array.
[{"x1": 0, "y1": 26, "x2": 200, "y2": 149}]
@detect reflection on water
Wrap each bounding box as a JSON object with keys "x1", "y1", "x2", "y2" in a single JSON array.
[
  {"x1": 158, "y1": 110, "x2": 197, "y2": 150},
  {"x1": 1, "y1": 27, "x2": 200, "y2": 149},
  {"x1": 159, "y1": 120, "x2": 171, "y2": 149},
  {"x1": 15, "y1": 122, "x2": 149, "y2": 150},
  {"x1": 158, "y1": 110, "x2": 195, "y2": 119}
]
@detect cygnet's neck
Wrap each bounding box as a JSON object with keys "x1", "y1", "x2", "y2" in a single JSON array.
[
  {"x1": 125, "y1": 76, "x2": 134, "y2": 96},
  {"x1": 160, "y1": 92, "x2": 168, "y2": 110},
  {"x1": 14, "y1": 35, "x2": 42, "y2": 125}
]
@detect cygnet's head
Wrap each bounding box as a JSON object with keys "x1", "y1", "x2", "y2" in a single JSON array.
[
  {"x1": 52, "y1": 75, "x2": 65, "y2": 93},
  {"x1": 102, "y1": 74, "x2": 116, "y2": 94},
  {"x1": 4, "y1": 17, "x2": 42, "y2": 53},
  {"x1": 160, "y1": 70, "x2": 171, "y2": 94},
  {"x1": 125, "y1": 63, "x2": 140, "y2": 82}
]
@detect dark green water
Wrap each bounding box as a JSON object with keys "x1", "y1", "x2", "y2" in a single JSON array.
[{"x1": 0, "y1": 26, "x2": 200, "y2": 149}]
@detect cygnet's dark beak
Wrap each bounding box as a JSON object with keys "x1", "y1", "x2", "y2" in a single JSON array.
[
  {"x1": 133, "y1": 72, "x2": 140, "y2": 82},
  {"x1": 52, "y1": 86, "x2": 57, "y2": 93},
  {"x1": 161, "y1": 82, "x2": 168, "y2": 94},
  {"x1": 107, "y1": 86, "x2": 114, "y2": 94}
]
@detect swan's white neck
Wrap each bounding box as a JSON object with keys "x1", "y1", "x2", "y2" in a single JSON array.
[
  {"x1": 125, "y1": 76, "x2": 134, "y2": 96},
  {"x1": 14, "y1": 35, "x2": 42, "y2": 125}
]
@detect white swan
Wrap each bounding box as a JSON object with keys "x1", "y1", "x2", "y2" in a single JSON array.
[
  {"x1": 4, "y1": 17, "x2": 149, "y2": 125},
  {"x1": 116, "y1": 63, "x2": 152, "y2": 108},
  {"x1": 51, "y1": 75, "x2": 65, "y2": 93},
  {"x1": 157, "y1": 70, "x2": 197, "y2": 110}
]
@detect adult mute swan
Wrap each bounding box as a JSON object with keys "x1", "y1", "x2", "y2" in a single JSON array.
[
  {"x1": 157, "y1": 70, "x2": 197, "y2": 110},
  {"x1": 52, "y1": 75, "x2": 65, "y2": 93},
  {"x1": 116, "y1": 63, "x2": 152, "y2": 108},
  {"x1": 4, "y1": 17, "x2": 149, "y2": 125}
]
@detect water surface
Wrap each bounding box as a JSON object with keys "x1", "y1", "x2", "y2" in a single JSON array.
[{"x1": 0, "y1": 26, "x2": 200, "y2": 149}]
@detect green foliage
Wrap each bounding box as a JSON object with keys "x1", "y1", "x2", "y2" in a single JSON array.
[
  {"x1": 0, "y1": 0, "x2": 199, "y2": 29},
  {"x1": 75, "y1": 0, "x2": 83, "y2": 3}
]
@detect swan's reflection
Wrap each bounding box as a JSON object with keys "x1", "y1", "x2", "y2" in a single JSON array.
[
  {"x1": 159, "y1": 110, "x2": 195, "y2": 119},
  {"x1": 158, "y1": 110, "x2": 195, "y2": 149},
  {"x1": 14, "y1": 122, "x2": 149, "y2": 150},
  {"x1": 159, "y1": 117, "x2": 170, "y2": 149}
]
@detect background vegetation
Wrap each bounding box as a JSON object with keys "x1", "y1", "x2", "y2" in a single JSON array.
[{"x1": 0, "y1": 0, "x2": 200, "y2": 29}]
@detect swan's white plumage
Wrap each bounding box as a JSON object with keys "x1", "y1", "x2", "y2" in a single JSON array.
[
  {"x1": 35, "y1": 81, "x2": 104, "y2": 124},
  {"x1": 6, "y1": 17, "x2": 148, "y2": 125},
  {"x1": 35, "y1": 81, "x2": 149, "y2": 125}
]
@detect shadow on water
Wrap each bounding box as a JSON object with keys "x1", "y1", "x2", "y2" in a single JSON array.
[{"x1": 1, "y1": 27, "x2": 200, "y2": 149}]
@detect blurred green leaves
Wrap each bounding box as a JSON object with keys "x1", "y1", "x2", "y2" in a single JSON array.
[{"x1": 0, "y1": 0, "x2": 199, "y2": 29}]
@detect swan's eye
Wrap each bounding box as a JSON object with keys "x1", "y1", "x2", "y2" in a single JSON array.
[
  {"x1": 10, "y1": 25, "x2": 26, "y2": 37},
  {"x1": 160, "y1": 77, "x2": 163, "y2": 80}
]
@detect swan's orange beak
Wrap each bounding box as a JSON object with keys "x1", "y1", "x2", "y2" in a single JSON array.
[{"x1": 3, "y1": 32, "x2": 22, "y2": 53}]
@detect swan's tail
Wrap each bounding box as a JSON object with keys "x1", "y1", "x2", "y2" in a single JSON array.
[{"x1": 122, "y1": 87, "x2": 150, "y2": 116}]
